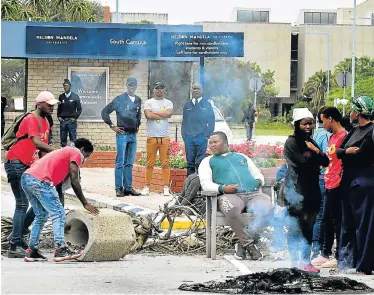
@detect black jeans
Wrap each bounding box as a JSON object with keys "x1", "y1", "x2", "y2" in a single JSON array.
[
  {"x1": 60, "y1": 119, "x2": 77, "y2": 147},
  {"x1": 321, "y1": 186, "x2": 342, "y2": 259},
  {"x1": 4, "y1": 160, "x2": 35, "y2": 245}
]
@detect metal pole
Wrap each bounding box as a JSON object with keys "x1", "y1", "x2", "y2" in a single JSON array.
[
  {"x1": 116, "y1": 0, "x2": 119, "y2": 23},
  {"x1": 327, "y1": 33, "x2": 330, "y2": 95},
  {"x1": 351, "y1": 0, "x2": 357, "y2": 98},
  {"x1": 200, "y1": 57, "x2": 205, "y2": 89},
  {"x1": 254, "y1": 90, "x2": 257, "y2": 109}
]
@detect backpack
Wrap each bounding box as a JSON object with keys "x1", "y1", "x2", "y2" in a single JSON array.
[{"x1": 1, "y1": 111, "x2": 41, "y2": 151}]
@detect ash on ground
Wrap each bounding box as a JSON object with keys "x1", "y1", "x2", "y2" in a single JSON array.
[{"x1": 179, "y1": 268, "x2": 374, "y2": 294}]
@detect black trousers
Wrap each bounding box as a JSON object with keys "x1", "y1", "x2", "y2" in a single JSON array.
[{"x1": 321, "y1": 186, "x2": 342, "y2": 259}]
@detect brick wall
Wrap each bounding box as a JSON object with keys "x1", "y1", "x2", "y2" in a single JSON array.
[
  {"x1": 3, "y1": 58, "x2": 187, "y2": 154},
  {"x1": 25, "y1": 58, "x2": 150, "y2": 151}
]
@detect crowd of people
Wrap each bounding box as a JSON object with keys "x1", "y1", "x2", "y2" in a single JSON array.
[
  {"x1": 281, "y1": 97, "x2": 374, "y2": 274},
  {"x1": 2, "y1": 74, "x2": 373, "y2": 275}
]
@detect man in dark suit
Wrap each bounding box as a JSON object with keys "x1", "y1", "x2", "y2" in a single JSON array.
[{"x1": 57, "y1": 79, "x2": 82, "y2": 147}]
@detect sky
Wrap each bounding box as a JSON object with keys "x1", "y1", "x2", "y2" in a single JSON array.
[{"x1": 101, "y1": 0, "x2": 366, "y2": 25}]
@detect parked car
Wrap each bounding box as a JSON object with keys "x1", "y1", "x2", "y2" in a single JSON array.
[{"x1": 211, "y1": 103, "x2": 234, "y2": 145}]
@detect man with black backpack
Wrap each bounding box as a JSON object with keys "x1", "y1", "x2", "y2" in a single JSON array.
[{"x1": 3, "y1": 91, "x2": 59, "y2": 258}]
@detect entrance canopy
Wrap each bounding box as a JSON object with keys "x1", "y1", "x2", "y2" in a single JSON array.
[{"x1": 1, "y1": 21, "x2": 202, "y2": 61}]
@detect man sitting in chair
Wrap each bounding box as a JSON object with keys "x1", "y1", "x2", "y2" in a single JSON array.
[{"x1": 198, "y1": 131, "x2": 273, "y2": 260}]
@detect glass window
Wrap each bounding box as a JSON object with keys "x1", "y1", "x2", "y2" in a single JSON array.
[
  {"x1": 1, "y1": 59, "x2": 27, "y2": 112},
  {"x1": 321, "y1": 13, "x2": 329, "y2": 24},
  {"x1": 304, "y1": 12, "x2": 312, "y2": 24},
  {"x1": 253, "y1": 11, "x2": 261, "y2": 22},
  {"x1": 290, "y1": 61, "x2": 298, "y2": 88},
  {"x1": 149, "y1": 61, "x2": 192, "y2": 114},
  {"x1": 329, "y1": 13, "x2": 337, "y2": 24},
  {"x1": 237, "y1": 10, "x2": 247, "y2": 22},
  {"x1": 312, "y1": 12, "x2": 321, "y2": 24},
  {"x1": 213, "y1": 107, "x2": 224, "y2": 122},
  {"x1": 260, "y1": 11, "x2": 269, "y2": 22}
]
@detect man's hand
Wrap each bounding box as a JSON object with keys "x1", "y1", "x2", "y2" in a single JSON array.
[
  {"x1": 58, "y1": 117, "x2": 62, "y2": 122},
  {"x1": 305, "y1": 141, "x2": 320, "y2": 154},
  {"x1": 111, "y1": 126, "x2": 124, "y2": 134},
  {"x1": 345, "y1": 147, "x2": 360, "y2": 154},
  {"x1": 223, "y1": 184, "x2": 238, "y2": 194},
  {"x1": 84, "y1": 203, "x2": 99, "y2": 215},
  {"x1": 70, "y1": 118, "x2": 76, "y2": 123}
]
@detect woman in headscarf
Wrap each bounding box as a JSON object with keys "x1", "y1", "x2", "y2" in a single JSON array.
[
  {"x1": 283, "y1": 108, "x2": 330, "y2": 272},
  {"x1": 337, "y1": 96, "x2": 374, "y2": 275}
]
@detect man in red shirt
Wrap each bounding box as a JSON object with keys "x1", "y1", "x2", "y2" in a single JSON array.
[
  {"x1": 312, "y1": 107, "x2": 347, "y2": 268},
  {"x1": 21, "y1": 138, "x2": 99, "y2": 262},
  {"x1": 4, "y1": 91, "x2": 58, "y2": 258}
]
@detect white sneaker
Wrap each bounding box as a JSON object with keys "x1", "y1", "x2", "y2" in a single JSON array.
[
  {"x1": 141, "y1": 186, "x2": 150, "y2": 196},
  {"x1": 163, "y1": 186, "x2": 171, "y2": 196}
]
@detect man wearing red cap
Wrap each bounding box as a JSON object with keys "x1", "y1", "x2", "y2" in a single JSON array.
[{"x1": 4, "y1": 91, "x2": 59, "y2": 258}]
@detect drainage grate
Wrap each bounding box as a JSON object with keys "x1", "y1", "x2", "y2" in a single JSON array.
[{"x1": 179, "y1": 268, "x2": 373, "y2": 294}]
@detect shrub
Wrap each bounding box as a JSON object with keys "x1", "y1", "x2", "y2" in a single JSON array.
[{"x1": 229, "y1": 142, "x2": 283, "y2": 159}]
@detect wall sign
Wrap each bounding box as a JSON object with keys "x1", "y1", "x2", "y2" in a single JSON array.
[
  {"x1": 68, "y1": 67, "x2": 108, "y2": 122},
  {"x1": 160, "y1": 32, "x2": 244, "y2": 57},
  {"x1": 26, "y1": 26, "x2": 158, "y2": 57}
]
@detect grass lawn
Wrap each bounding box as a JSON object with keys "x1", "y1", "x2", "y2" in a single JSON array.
[{"x1": 231, "y1": 122, "x2": 293, "y2": 137}]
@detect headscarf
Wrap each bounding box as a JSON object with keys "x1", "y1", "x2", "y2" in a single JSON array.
[{"x1": 352, "y1": 96, "x2": 374, "y2": 117}]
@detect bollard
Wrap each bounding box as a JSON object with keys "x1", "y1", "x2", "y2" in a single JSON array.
[{"x1": 65, "y1": 208, "x2": 136, "y2": 262}]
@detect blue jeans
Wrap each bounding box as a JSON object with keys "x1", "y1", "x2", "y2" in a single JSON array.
[
  {"x1": 21, "y1": 174, "x2": 65, "y2": 249},
  {"x1": 4, "y1": 160, "x2": 35, "y2": 246},
  {"x1": 312, "y1": 178, "x2": 326, "y2": 256},
  {"x1": 60, "y1": 119, "x2": 77, "y2": 147},
  {"x1": 115, "y1": 133, "x2": 137, "y2": 191},
  {"x1": 184, "y1": 135, "x2": 207, "y2": 176}
]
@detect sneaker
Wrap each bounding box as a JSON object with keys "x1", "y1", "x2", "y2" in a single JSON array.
[
  {"x1": 234, "y1": 243, "x2": 246, "y2": 260},
  {"x1": 321, "y1": 258, "x2": 337, "y2": 268},
  {"x1": 246, "y1": 244, "x2": 263, "y2": 261},
  {"x1": 303, "y1": 264, "x2": 321, "y2": 273},
  {"x1": 54, "y1": 246, "x2": 82, "y2": 262},
  {"x1": 24, "y1": 248, "x2": 48, "y2": 262},
  {"x1": 141, "y1": 186, "x2": 150, "y2": 196},
  {"x1": 116, "y1": 189, "x2": 125, "y2": 198},
  {"x1": 8, "y1": 245, "x2": 26, "y2": 258},
  {"x1": 311, "y1": 255, "x2": 329, "y2": 266},
  {"x1": 163, "y1": 186, "x2": 171, "y2": 196}
]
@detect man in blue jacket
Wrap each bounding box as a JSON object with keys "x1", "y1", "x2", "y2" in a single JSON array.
[
  {"x1": 101, "y1": 77, "x2": 142, "y2": 197},
  {"x1": 199, "y1": 131, "x2": 273, "y2": 260},
  {"x1": 182, "y1": 84, "x2": 215, "y2": 176}
]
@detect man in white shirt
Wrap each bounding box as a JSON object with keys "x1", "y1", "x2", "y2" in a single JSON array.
[{"x1": 141, "y1": 82, "x2": 173, "y2": 196}]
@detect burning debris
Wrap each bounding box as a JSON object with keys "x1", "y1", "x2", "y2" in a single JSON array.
[{"x1": 178, "y1": 268, "x2": 373, "y2": 294}]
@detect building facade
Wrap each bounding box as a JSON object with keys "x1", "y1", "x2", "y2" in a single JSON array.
[
  {"x1": 110, "y1": 12, "x2": 168, "y2": 24},
  {"x1": 201, "y1": 0, "x2": 374, "y2": 114},
  {"x1": 1, "y1": 22, "x2": 199, "y2": 152}
]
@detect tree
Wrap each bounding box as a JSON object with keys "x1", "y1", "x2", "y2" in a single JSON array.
[
  {"x1": 191, "y1": 58, "x2": 279, "y2": 121},
  {"x1": 1, "y1": 0, "x2": 104, "y2": 22},
  {"x1": 303, "y1": 70, "x2": 328, "y2": 111}
]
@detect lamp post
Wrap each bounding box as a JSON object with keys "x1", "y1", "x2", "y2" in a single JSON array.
[
  {"x1": 116, "y1": 0, "x2": 119, "y2": 23},
  {"x1": 305, "y1": 28, "x2": 331, "y2": 96},
  {"x1": 351, "y1": 0, "x2": 357, "y2": 99}
]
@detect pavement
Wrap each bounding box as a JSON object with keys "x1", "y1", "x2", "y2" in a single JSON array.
[
  {"x1": 234, "y1": 135, "x2": 288, "y2": 145},
  {"x1": 2, "y1": 169, "x2": 374, "y2": 294}
]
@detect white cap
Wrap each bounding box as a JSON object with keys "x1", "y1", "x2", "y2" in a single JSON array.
[
  {"x1": 35, "y1": 91, "x2": 60, "y2": 105},
  {"x1": 292, "y1": 108, "x2": 314, "y2": 124}
]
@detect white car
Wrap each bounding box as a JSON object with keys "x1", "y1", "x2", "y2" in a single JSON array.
[{"x1": 212, "y1": 105, "x2": 234, "y2": 145}]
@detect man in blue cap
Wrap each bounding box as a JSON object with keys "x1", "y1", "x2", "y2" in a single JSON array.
[{"x1": 101, "y1": 77, "x2": 142, "y2": 197}]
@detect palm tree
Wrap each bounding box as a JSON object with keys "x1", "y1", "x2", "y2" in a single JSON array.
[
  {"x1": 303, "y1": 70, "x2": 328, "y2": 110},
  {"x1": 1, "y1": 0, "x2": 22, "y2": 20}
]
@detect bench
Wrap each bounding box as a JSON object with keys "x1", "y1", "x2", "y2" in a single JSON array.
[{"x1": 202, "y1": 186, "x2": 275, "y2": 260}]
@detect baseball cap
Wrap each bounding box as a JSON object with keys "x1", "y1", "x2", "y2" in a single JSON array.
[
  {"x1": 153, "y1": 81, "x2": 165, "y2": 89},
  {"x1": 35, "y1": 91, "x2": 60, "y2": 105},
  {"x1": 126, "y1": 77, "x2": 138, "y2": 86}
]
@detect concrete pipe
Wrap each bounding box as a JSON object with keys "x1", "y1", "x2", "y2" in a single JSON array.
[{"x1": 65, "y1": 208, "x2": 136, "y2": 261}]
